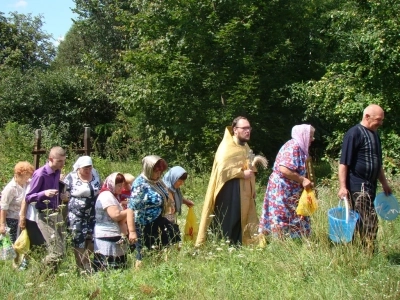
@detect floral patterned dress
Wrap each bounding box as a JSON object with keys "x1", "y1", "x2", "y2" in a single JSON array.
[
  {"x1": 259, "y1": 139, "x2": 311, "y2": 238},
  {"x1": 64, "y1": 169, "x2": 101, "y2": 248}
]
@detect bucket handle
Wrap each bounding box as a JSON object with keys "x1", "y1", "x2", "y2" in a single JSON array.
[{"x1": 340, "y1": 197, "x2": 350, "y2": 223}]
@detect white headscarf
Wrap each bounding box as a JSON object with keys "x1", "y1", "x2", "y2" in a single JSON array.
[
  {"x1": 291, "y1": 124, "x2": 312, "y2": 158},
  {"x1": 141, "y1": 155, "x2": 169, "y2": 202},
  {"x1": 141, "y1": 155, "x2": 163, "y2": 183},
  {"x1": 72, "y1": 156, "x2": 93, "y2": 172}
]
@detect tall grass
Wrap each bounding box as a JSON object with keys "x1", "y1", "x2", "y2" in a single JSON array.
[{"x1": 0, "y1": 127, "x2": 399, "y2": 299}]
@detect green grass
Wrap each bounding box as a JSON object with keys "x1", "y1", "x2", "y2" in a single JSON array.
[{"x1": 0, "y1": 142, "x2": 399, "y2": 299}]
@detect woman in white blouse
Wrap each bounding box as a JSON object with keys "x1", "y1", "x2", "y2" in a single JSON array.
[{"x1": 0, "y1": 161, "x2": 35, "y2": 243}]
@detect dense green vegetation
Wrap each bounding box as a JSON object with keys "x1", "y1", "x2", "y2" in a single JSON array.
[{"x1": 1, "y1": 0, "x2": 400, "y2": 171}]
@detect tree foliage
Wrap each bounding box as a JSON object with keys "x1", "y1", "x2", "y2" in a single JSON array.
[
  {"x1": 70, "y1": 0, "x2": 332, "y2": 165},
  {"x1": 0, "y1": 12, "x2": 55, "y2": 71},
  {"x1": 2, "y1": 0, "x2": 400, "y2": 173},
  {"x1": 0, "y1": 67, "x2": 117, "y2": 143},
  {"x1": 290, "y1": 0, "x2": 400, "y2": 171}
]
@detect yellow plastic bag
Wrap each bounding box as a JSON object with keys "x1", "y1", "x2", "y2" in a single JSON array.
[
  {"x1": 13, "y1": 229, "x2": 30, "y2": 267},
  {"x1": 13, "y1": 229, "x2": 30, "y2": 255},
  {"x1": 184, "y1": 207, "x2": 198, "y2": 242},
  {"x1": 296, "y1": 188, "x2": 318, "y2": 216}
]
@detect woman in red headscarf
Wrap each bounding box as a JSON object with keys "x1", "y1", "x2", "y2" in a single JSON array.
[{"x1": 92, "y1": 172, "x2": 133, "y2": 271}]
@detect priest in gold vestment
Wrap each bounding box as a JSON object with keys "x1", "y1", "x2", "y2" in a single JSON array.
[{"x1": 196, "y1": 116, "x2": 260, "y2": 246}]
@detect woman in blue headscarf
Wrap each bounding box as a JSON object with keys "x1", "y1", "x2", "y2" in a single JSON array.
[{"x1": 162, "y1": 166, "x2": 194, "y2": 224}]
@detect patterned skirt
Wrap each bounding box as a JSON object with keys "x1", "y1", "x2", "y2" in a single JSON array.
[{"x1": 93, "y1": 236, "x2": 127, "y2": 271}]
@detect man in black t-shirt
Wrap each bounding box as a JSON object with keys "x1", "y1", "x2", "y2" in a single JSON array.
[{"x1": 338, "y1": 104, "x2": 391, "y2": 252}]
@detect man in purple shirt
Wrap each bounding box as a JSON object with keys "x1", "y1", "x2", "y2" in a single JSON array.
[{"x1": 25, "y1": 146, "x2": 68, "y2": 269}]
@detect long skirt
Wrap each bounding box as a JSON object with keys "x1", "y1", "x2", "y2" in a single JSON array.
[
  {"x1": 135, "y1": 216, "x2": 181, "y2": 260},
  {"x1": 93, "y1": 236, "x2": 127, "y2": 271}
]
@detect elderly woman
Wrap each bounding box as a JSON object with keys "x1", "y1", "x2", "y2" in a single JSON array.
[
  {"x1": 127, "y1": 155, "x2": 181, "y2": 268},
  {"x1": 93, "y1": 173, "x2": 128, "y2": 271},
  {"x1": 0, "y1": 161, "x2": 35, "y2": 243},
  {"x1": 259, "y1": 124, "x2": 315, "y2": 238},
  {"x1": 63, "y1": 156, "x2": 101, "y2": 270},
  {"x1": 162, "y1": 166, "x2": 194, "y2": 223}
]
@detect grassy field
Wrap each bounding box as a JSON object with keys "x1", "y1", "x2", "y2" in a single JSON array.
[{"x1": 0, "y1": 158, "x2": 400, "y2": 300}]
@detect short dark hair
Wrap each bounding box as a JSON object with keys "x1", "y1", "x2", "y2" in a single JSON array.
[
  {"x1": 179, "y1": 173, "x2": 188, "y2": 181},
  {"x1": 232, "y1": 116, "x2": 248, "y2": 128},
  {"x1": 115, "y1": 173, "x2": 126, "y2": 185}
]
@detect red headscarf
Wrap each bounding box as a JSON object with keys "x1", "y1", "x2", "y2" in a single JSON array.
[{"x1": 100, "y1": 172, "x2": 122, "y2": 196}]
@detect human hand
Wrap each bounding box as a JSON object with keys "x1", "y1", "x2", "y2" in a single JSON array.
[
  {"x1": 337, "y1": 187, "x2": 348, "y2": 200},
  {"x1": 60, "y1": 191, "x2": 70, "y2": 202},
  {"x1": 0, "y1": 224, "x2": 6, "y2": 234},
  {"x1": 184, "y1": 199, "x2": 194, "y2": 208},
  {"x1": 19, "y1": 217, "x2": 26, "y2": 230},
  {"x1": 301, "y1": 177, "x2": 312, "y2": 189},
  {"x1": 382, "y1": 183, "x2": 392, "y2": 196},
  {"x1": 244, "y1": 170, "x2": 254, "y2": 179},
  {"x1": 128, "y1": 231, "x2": 138, "y2": 244},
  {"x1": 45, "y1": 189, "x2": 59, "y2": 197}
]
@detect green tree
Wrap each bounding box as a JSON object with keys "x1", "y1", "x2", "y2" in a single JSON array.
[
  {"x1": 109, "y1": 0, "x2": 332, "y2": 164},
  {"x1": 290, "y1": 0, "x2": 400, "y2": 172},
  {"x1": 0, "y1": 12, "x2": 55, "y2": 71},
  {"x1": 0, "y1": 67, "x2": 117, "y2": 145},
  {"x1": 52, "y1": 21, "x2": 88, "y2": 69},
  {"x1": 70, "y1": 0, "x2": 346, "y2": 166}
]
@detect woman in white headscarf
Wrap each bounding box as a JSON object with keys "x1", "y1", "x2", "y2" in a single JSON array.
[
  {"x1": 162, "y1": 166, "x2": 194, "y2": 223},
  {"x1": 259, "y1": 124, "x2": 315, "y2": 238},
  {"x1": 64, "y1": 156, "x2": 101, "y2": 271},
  {"x1": 127, "y1": 155, "x2": 181, "y2": 268}
]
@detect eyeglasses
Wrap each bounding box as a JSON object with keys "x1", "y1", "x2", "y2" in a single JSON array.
[{"x1": 235, "y1": 127, "x2": 252, "y2": 131}]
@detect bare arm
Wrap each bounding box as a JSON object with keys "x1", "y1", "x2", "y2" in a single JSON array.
[
  {"x1": 378, "y1": 166, "x2": 392, "y2": 195},
  {"x1": 19, "y1": 199, "x2": 28, "y2": 230},
  {"x1": 0, "y1": 209, "x2": 7, "y2": 234},
  {"x1": 0, "y1": 184, "x2": 13, "y2": 233},
  {"x1": 279, "y1": 166, "x2": 312, "y2": 189},
  {"x1": 106, "y1": 205, "x2": 127, "y2": 222},
  {"x1": 338, "y1": 164, "x2": 349, "y2": 199},
  {"x1": 127, "y1": 208, "x2": 138, "y2": 243}
]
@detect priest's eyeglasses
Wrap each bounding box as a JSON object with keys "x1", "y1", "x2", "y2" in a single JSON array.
[{"x1": 235, "y1": 127, "x2": 252, "y2": 131}]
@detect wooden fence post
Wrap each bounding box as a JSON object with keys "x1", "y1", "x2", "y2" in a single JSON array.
[
  {"x1": 31, "y1": 129, "x2": 47, "y2": 170},
  {"x1": 32, "y1": 127, "x2": 93, "y2": 168},
  {"x1": 75, "y1": 127, "x2": 93, "y2": 155},
  {"x1": 84, "y1": 126, "x2": 92, "y2": 156}
]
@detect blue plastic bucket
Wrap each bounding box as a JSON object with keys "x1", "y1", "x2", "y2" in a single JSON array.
[{"x1": 328, "y1": 200, "x2": 359, "y2": 243}]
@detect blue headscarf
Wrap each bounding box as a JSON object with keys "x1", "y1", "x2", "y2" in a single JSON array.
[{"x1": 162, "y1": 166, "x2": 186, "y2": 215}]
